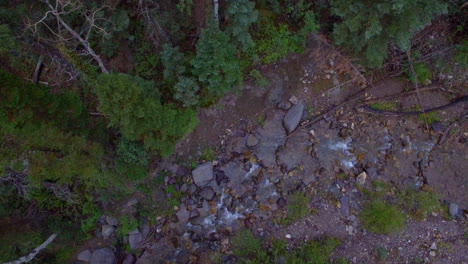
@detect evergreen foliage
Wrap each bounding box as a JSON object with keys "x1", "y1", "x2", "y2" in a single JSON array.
[
  {"x1": 331, "y1": 0, "x2": 448, "y2": 67},
  {"x1": 226, "y1": 0, "x2": 258, "y2": 51},
  {"x1": 191, "y1": 21, "x2": 242, "y2": 105},
  {"x1": 173, "y1": 77, "x2": 200, "y2": 107},
  {"x1": 161, "y1": 44, "x2": 187, "y2": 82},
  {"x1": 95, "y1": 73, "x2": 198, "y2": 156}
]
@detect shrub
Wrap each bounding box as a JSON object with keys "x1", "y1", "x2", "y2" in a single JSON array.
[
  {"x1": 331, "y1": 0, "x2": 448, "y2": 67},
  {"x1": 231, "y1": 229, "x2": 266, "y2": 261},
  {"x1": 249, "y1": 69, "x2": 268, "y2": 87},
  {"x1": 360, "y1": 200, "x2": 406, "y2": 234},
  {"x1": 173, "y1": 77, "x2": 200, "y2": 107},
  {"x1": 397, "y1": 189, "x2": 441, "y2": 220},
  {"x1": 279, "y1": 191, "x2": 310, "y2": 225},
  {"x1": 95, "y1": 73, "x2": 198, "y2": 156},
  {"x1": 191, "y1": 21, "x2": 242, "y2": 105},
  {"x1": 226, "y1": 0, "x2": 258, "y2": 51},
  {"x1": 118, "y1": 215, "x2": 139, "y2": 237},
  {"x1": 161, "y1": 44, "x2": 186, "y2": 82}
]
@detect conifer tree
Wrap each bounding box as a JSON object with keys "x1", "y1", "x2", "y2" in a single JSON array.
[{"x1": 331, "y1": 0, "x2": 448, "y2": 67}]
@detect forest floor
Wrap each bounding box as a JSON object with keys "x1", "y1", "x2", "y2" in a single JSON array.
[{"x1": 75, "y1": 39, "x2": 467, "y2": 264}]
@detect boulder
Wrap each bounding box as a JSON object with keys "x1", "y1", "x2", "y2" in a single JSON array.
[
  {"x1": 128, "y1": 229, "x2": 143, "y2": 250},
  {"x1": 246, "y1": 134, "x2": 259, "y2": 147},
  {"x1": 77, "y1": 249, "x2": 92, "y2": 262},
  {"x1": 101, "y1": 225, "x2": 115, "y2": 239},
  {"x1": 283, "y1": 101, "x2": 304, "y2": 134},
  {"x1": 105, "y1": 216, "x2": 119, "y2": 226},
  {"x1": 90, "y1": 248, "x2": 115, "y2": 264},
  {"x1": 199, "y1": 186, "x2": 215, "y2": 201},
  {"x1": 192, "y1": 162, "x2": 214, "y2": 186},
  {"x1": 176, "y1": 204, "x2": 190, "y2": 223},
  {"x1": 122, "y1": 254, "x2": 136, "y2": 264}
]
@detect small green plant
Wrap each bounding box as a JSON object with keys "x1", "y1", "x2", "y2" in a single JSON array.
[
  {"x1": 408, "y1": 62, "x2": 432, "y2": 85},
  {"x1": 375, "y1": 246, "x2": 388, "y2": 262},
  {"x1": 280, "y1": 191, "x2": 310, "y2": 225},
  {"x1": 249, "y1": 69, "x2": 269, "y2": 87},
  {"x1": 370, "y1": 101, "x2": 398, "y2": 111},
  {"x1": 360, "y1": 200, "x2": 406, "y2": 234},
  {"x1": 118, "y1": 215, "x2": 139, "y2": 237},
  {"x1": 165, "y1": 185, "x2": 183, "y2": 207},
  {"x1": 231, "y1": 229, "x2": 266, "y2": 260},
  {"x1": 200, "y1": 146, "x2": 216, "y2": 162},
  {"x1": 397, "y1": 189, "x2": 441, "y2": 220},
  {"x1": 334, "y1": 257, "x2": 349, "y2": 264},
  {"x1": 455, "y1": 40, "x2": 468, "y2": 70},
  {"x1": 256, "y1": 115, "x2": 266, "y2": 127}
]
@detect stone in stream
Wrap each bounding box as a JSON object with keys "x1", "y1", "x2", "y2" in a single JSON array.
[
  {"x1": 176, "y1": 204, "x2": 190, "y2": 223},
  {"x1": 199, "y1": 186, "x2": 215, "y2": 201},
  {"x1": 246, "y1": 134, "x2": 260, "y2": 147},
  {"x1": 340, "y1": 196, "x2": 350, "y2": 217},
  {"x1": 90, "y1": 248, "x2": 116, "y2": 264},
  {"x1": 283, "y1": 101, "x2": 304, "y2": 134},
  {"x1": 192, "y1": 162, "x2": 214, "y2": 186},
  {"x1": 122, "y1": 254, "x2": 136, "y2": 264},
  {"x1": 253, "y1": 111, "x2": 286, "y2": 167}
]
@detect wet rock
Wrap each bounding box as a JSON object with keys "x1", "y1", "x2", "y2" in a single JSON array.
[
  {"x1": 180, "y1": 183, "x2": 188, "y2": 193},
  {"x1": 265, "y1": 78, "x2": 284, "y2": 106},
  {"x1": 189, "y1": 209, "x2": 200, "y2": 220},
  {"x1": 449, "y1": 203, "x2": 459, "y2": 218},
  {"x1": 199, "y1": 186, "x2": 215, "y2": 201},
  {"x1": 431, "y1": 121, "x2": 445, "y2": 133},
  {"x1": 246, "y1": 134, "x2": 260, "y2": 147},
  {"x1": 277, "y1": 197, "x2": 287, "y2": 207},
  {"x1": 283, "y1": 101, "x2": 304, "y2": 134},
  {"x1": 356, "y1": 172, "x2": 367, "y2": 186},
  {"x1": 77, "y1": 249, "x2": 92, "y2": 262},
  {"x1": 105, "y1": 216, "x2": 118, "y2": 226},
  {"x1": 222, "y1": 161, "x2": 249, "y2": 197},
  {"x1": 277, "y1": 101, "x2": 291, "y2": 110},
  {"x1": 192, "y1": 162, "x2": 214, "y2": 186},
  {"x1": 340, "y1": 196, "x2": 350, "y2": 217},
  {"x1": 129, "y1": 229, "x2": 143, "y2": 250},
  {"x1": 101, "y1": 225, "x2": 115, "y2": 238},
  {"x1": 253, "y1": 112, "x2": 286, "y2": 167},
  {"x1": 122, "y1": 254, "x2": 136, "y2": 264},
  {"x1": 126, "y1": 198, "x2": 138, "y2": 207},
  {"x1": 176, "y1": 204, "x2": 190, "y2": 223},
  {"x1": 90, "y1": 248, "x2": 115, "y2": 264}
]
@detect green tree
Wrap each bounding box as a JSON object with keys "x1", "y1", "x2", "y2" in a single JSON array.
[
  {"x1": 95, "y1": 73, "x2": 198, "y2": 156},
  {"x1": 226, "y1": 0, "x2": 258, "y2": 51},
  {"x1": 331, "y1": 0, "x2": 448, "y2": 67},
  {"x1": 191, "y1": 21, "x2": 242, "y2": 105},
  {"x1": 173, "y1": 77, "x2": 200, "y2": 107}
]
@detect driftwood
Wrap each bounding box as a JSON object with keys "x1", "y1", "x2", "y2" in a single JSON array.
[
  {"x1": 3, "y1": 233, "x2": 57, "y2": 264},
  {"x1": 357, "y1": 95, "x2": 468, "y2": 115}
]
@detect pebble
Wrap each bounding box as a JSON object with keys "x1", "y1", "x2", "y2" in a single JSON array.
[
  {"x1": 430, "y1": 242, "x2": 437, "y2": 250},
  {"x1": 430, "y1": 251, "x2": 436, "y2": 257},
  {"x1": 285, "y1": 234, "x2": 292, "y2": 239}
]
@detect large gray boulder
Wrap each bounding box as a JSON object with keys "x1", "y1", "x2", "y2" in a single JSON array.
[
  {"x1": 192, "y1": 162, "x2": 214, "y2": 186},
  {"x1": 283, "y1": 101, "x2": 304, "y2": 134},
  {"x1": 129, "y1": 229, "x2": 143, "y2": 250},
  {"x1": 90, "y1": 248, "x2": 115, "y2": 264},
  {"x1": 77, "y1": 249, "x2": 92, "y2": 262}
]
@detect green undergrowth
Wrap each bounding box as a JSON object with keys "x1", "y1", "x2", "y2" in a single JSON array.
[
  {"x1": 277, "y1": 191, "x2": 310, "y2": 226},
  {"x1": 360, "y1": 180, "x2": 444, "y2": 234},
  {"x1": 232, "y1": 229, "x2": 342, "y2": 264},
  {"x1": 370, "y1": 101, "x2": 398, "y2": 111}
]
